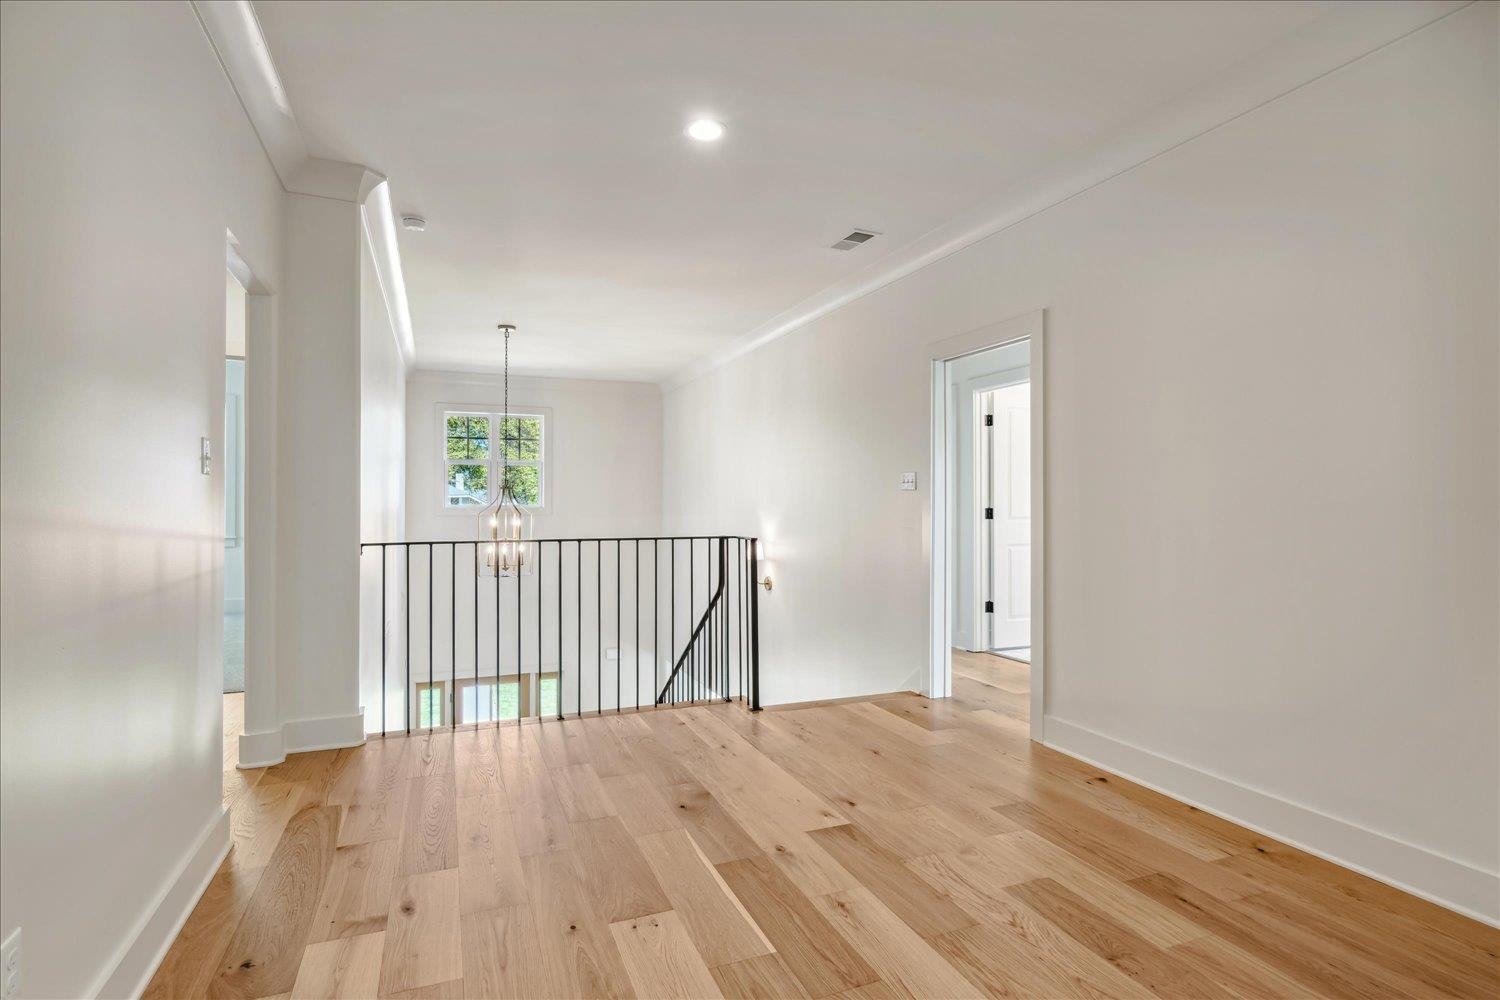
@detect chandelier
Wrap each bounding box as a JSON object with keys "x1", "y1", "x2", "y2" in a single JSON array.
[{"x1": 479, "y1": 324, "x2": 532, "y2": 576}]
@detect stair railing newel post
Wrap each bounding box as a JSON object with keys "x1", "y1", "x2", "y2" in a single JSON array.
[{"x1": 749, "y1": 537, "x2": 761, "y2": 711}]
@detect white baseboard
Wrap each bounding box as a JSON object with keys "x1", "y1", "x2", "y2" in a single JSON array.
[
  {"x1": 238, "y1": 726, "x2": 285, "y2": 768},
  {"x1": 1043, "y1": 715, "x2": 1500, "y2": 928},
  {"x1": 90, "y1": 806, "x2": 231, "y2": 999},
  {"x1": 239, "y1": 709, "x2": 365, "y2": 768}
]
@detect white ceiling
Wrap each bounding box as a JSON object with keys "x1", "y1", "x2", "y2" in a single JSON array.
[{"x1": 255, "y1": 1, "x2": 1339, "y2": 382}]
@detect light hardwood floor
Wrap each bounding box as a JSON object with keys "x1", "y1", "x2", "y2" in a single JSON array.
[{"x1": 155, "y1": 655, "x2": 1498, "y2": 998}]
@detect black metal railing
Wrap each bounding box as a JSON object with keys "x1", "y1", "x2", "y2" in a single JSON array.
[{"x1": 358, "y1": 535, "x2": 759, "y2": 736}]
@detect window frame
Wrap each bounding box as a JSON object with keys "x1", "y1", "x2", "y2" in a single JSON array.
[
  {"x1": 437, "y1": 402, "x2": 552, "y2": 516},
  {"x1": 414, "y1": 680, "x2": 449, "y2": 729},
  {"x1": 454, "y1": 672, "x2": 561, "y2": 724}
]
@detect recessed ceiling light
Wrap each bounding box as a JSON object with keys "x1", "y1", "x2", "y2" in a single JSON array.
[
  {"x1": 686, "y1": 119, "x2": 725, "y2": 142},
  {"x1": 401, "y1": 215, "x2": 426, "y2": 232}
]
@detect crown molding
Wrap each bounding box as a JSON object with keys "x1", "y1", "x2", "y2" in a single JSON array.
[
  {"x1": 193, "y1": 0, "x2": 413, "y2": 364},
  {"x1": 362, "y1": 179, "x2": 416, "y2": 367},
  {"x1": 661, "y1": 0, "x2": 1472, "y2": 391},
  {"x1": 192, "y1": 0, "x2": 306, "y2": 184}
]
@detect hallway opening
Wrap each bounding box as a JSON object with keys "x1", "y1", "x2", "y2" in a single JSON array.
[
  {"x1": 929, "y1": 311, "x2": 1043, "y2": 733},
  {"x1": 224, "y1": 267, "x2": 247, "y2": 696}
]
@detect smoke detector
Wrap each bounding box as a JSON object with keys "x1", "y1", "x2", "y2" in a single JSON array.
[
  {"x1": 401, "y1": 215, "x2": 427, "y2": 232},
  {"x1": 830, "y1": 229, "x2": 879, "y2": 251}
]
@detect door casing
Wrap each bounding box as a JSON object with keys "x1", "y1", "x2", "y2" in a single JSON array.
[{"x1": 926, "y1": 309, "x2": 1045, "y2": 742}]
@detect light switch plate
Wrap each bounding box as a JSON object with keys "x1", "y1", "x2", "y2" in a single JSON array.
[
  {"x1": 899, "y1": 472, "x2": 917, "y2": 491},
  {"x1": 200, "y1": 436, "x2": 213, "y2": 475}
]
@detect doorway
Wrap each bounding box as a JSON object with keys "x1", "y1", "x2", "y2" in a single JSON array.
[
  {"x1": 928, "y1": 310, "x2": 1044, "y2": 740},
  {"x1": 224, "y1": 269, "x2": 246, "y2": 699}
]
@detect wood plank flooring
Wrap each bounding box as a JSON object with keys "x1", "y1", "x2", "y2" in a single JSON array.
[{"x1": 149, "y1": 656, "x2": 1498, "y2": 998}]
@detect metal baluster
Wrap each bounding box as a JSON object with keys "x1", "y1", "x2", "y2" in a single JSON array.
[
  {"x1": 634, "y1": 539, "x2": 640, "y2": 710},
  {"x1": 615, "y1": 539, "x2": 621, "y2": 713},
  {"x1": 426, "y1": 545, "x2": 432, "y2": 729},
  {"x1": 451, "y1": 543, "x2": 457, "y2": 729},
  {"x1": 689, "y1": 540, "x2": 695, "y2": 703},
  {"x1": 670, "y1": 540, "x2": 676, "y2": 705},
  {"x1": 405, "y1": 545, "x2": 412, "y2": 734},
  {"x1": 576, "y1": 542, "x2": 582, "y2": 719},
  {"x1": 516, "y1": 548, "x2": 522, "y2": 726},
  {"x1": 380, "y1": 546, "x2": 387, "y2": 736},
  {"x1": 473, "y1": 544, "x2": 479, "y2": 726},
  {"x1": 722, "y1": 539, "x2": 728, "y2": 700},
  {"x1": 652, "y1": 540, "x2": 658, "y2": 709},
  {"x1": 537, "y1": 540, "x2": 543, "y2": 722},
  {"x1": 494, "y1": 539, "x2": 500, "y2": 728},
  {"x1": 735, "y1": 539, "x2": 741, "y2": 704},
  {"x1": 749, "y1": 538, "x2": 760, "y2": 711},
  {"x1": 596, "y1": 540, "x2": 601, "y2": 715}
]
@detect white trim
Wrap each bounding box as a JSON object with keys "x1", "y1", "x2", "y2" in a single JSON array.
[
  {"x1": 237, "y1": 726, "x2": 285, "y2": 769},
  {"x1": 662, "y1": 1, "x2": 1468, "y2": 392},
  {"x1": 927, "y1": 310, "x2": 1044, "y2": 742},
  {"x1": 238, "y1": 711, "x2": 366, "y2": 769},
  {"x1": 191, "y1": 0, "x2": 306, "y2": 184},
  {"x1": 360, "y1": 180, "x2": 416, "y2": 366},
  {"x1": 1044, "y1": 716, "x2": 1500, "y2": 928},
  {"x1": 190, "y1": 2, "x2": 388, "y2": 202},
  {"x1": 89, "y1": 807, "x2": 231, "y2": 999},
  {"x1": 224, "y1": 237, "x2": 255, "y2": 293}
]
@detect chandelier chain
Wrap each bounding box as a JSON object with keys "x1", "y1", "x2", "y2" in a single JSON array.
[{"x1": 501, "y1": 326, "x2": 510, "y2": 497}]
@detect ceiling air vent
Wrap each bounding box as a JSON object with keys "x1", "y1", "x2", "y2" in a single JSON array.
[{"x1": 830, "y1": 229, "x2": 880, "y2": 251}]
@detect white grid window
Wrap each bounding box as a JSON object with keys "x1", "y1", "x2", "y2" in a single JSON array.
[{"x1": 443, "y1": 410, "x2": 545, "y2": 508}]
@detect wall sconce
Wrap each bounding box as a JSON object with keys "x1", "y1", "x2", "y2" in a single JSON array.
[{"x1": 754, "y1": 539, "x2": 772, "y2": 591}]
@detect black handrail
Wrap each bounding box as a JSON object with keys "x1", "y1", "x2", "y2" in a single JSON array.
[
  {"x1": 361, "y1": 535, "x2": 756, "y2": 546},
  {"x1": 357, "y1": 534, "x2": 760, "y2": 735}
]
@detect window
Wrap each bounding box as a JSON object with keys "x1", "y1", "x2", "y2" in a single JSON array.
[
  {"x1": 444, "y1": 410, "x2": 545, "y2": 508},
  {"x1": 455, "y1": 673, "x2": 559, "y2": 723},
  {"x1": 415, "y1": 681, "x2": 448, "y2": 728}
]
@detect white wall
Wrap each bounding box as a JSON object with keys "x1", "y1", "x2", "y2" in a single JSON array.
[
  {"x1": 664, "y1": 5, "x2": 1497, "y2": 920},
  {"x1": 0, "y1": 3, "x2": 284, "y2": 996},
  {"x1": 360, "y1": 228, "x2": 407, "y2": 553},
  {"x1": 269, "y1": 193, "x2": 366, "y2": 751},
  {"x1": 405, "y1": 371, "x2": 662, "y2": 542},
  {"x1": 358, "y1": 228, "x2": 407, "y2": 726}
]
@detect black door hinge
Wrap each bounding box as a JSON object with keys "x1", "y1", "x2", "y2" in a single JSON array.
[
  {"x1": 984, "y1": 414, "x2": 994, "y2": 426},
  {"x1": 984, "y1": 601, "x2": 994, "y2": 613},
  {"x1": 984, "y1": 507, "x2": 994, "y2": 520}
]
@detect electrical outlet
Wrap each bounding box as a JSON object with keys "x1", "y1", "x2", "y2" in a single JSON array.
[
  {"x1": 899, "y1": 471, "x2": 917, "y2": 491},
  {"x1": 200, "y1": 436, "x2": 213, "y2": 475},
  {"x1": 1, "y1": 927, "x2": 21, "y2": 1000}
]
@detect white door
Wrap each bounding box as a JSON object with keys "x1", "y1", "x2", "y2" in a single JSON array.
[{"x1": 986, "y1": 381, "x2": 1031, "y2": 650}]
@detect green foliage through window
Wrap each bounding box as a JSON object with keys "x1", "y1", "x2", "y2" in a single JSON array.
[
  {"x1": 417, "y1": 685, "x2": 445, "y2": 728},
  {"x1": 445, "y1": 410, "x2": 544, "y2": 508}
]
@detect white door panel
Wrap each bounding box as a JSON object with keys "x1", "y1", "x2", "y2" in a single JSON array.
[{"x1": 987, "y1": 382, "x2": 1031, "y2": 650}]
